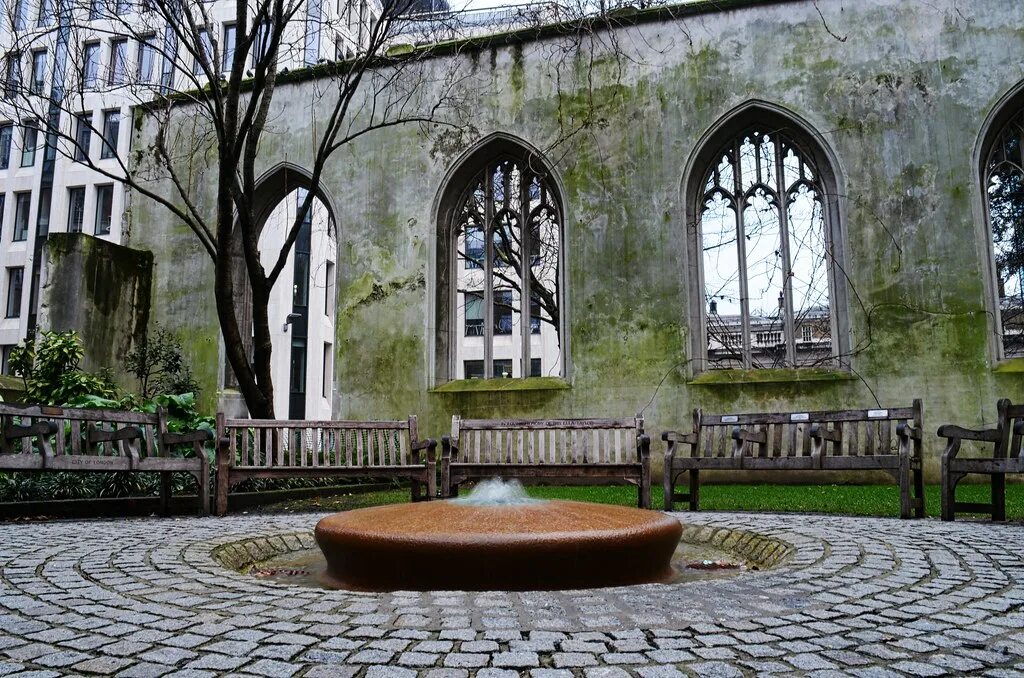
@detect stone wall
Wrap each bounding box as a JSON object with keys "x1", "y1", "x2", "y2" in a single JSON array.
[
  {"x1": 129, "y1": 0, "x2": 1024, "y2": 480},
  {"x1": 41, "y1": 233, "x2": 152, "y2": 382}
]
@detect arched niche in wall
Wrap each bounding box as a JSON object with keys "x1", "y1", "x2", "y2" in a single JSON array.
[
  {"x1": 978, "y1": 82, "x2": 1024, "y2": 361},
  {"x1": 433, "y1": 133, "x2": 568, "y2": 384},
  {"x1": 224, "y1": 162, "x2": 339, "y2": 419},
  {"x1": 681, "y1": 100, "x2": 850, "y2": 372}
]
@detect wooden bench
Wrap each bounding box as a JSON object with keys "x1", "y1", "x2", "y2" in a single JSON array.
[
  {"x1": 0, "y1": 403, "x2": 212, "y2": 515},
  {"x1": 440, "y1": 416, "x2": 652, "y2": 508},
  {"x1": 663, "y1": 400, "x2": 925, "y2": 518},
  {"x1": 214, "y1": 415, "x2": 437, "y2": 515},
  {"x1": 939, "y1": 398, "x2": 1024, "y2": 521}
]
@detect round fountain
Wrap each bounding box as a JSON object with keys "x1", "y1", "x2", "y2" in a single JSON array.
[{"x1": 314, "y1": 480, "x2": 683, "y2": 591}]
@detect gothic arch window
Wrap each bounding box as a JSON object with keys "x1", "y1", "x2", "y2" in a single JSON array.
[
  {"x1": 439, "y1": 141, "x2": 564, "y2": 381},
  {"x1": 687, "y1": 106, "x2": 846, "y2": 370},
  {"x1": 984, "y1": 103, "x2": 1024, "y2": 358}
]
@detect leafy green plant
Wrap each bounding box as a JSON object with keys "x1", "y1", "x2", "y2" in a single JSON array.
[
  {"x1": 124, "y1": 324, "x2": 199, "y2": 399},
  {"x1": 10, "y1": 330, "x2": 117, "y2": 406}
]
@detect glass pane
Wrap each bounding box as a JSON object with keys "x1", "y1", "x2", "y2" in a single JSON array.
[
  {"x1": 989, "y1": 112, "x2": 1024, "y2": 357},
  {"x1": 743, "y1": 187, "x2": 785, "y2": 368},
  {"x1": 702, "y1": 190, "x2": 743, "y2": 368},
  {"x1": 464, "y1": 291, "x2": 483, "y2": 337},
  {"x1": 788, "y1": 184, "x2": 833, "y2": 365}
]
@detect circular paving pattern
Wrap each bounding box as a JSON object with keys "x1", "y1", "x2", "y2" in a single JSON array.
[{"x1": 2, "y1": 512, "x2": 1024, "y2": 676}]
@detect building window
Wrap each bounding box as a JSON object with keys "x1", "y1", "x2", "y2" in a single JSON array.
[
  {"x1": 448, "y1": 149, "x2": 563, "y2": 380},
  {"x1": 82, "y1": 42, "x2": 100, "y2": 89},
  {"x1": 100, "y1": 109, "x2": 119, "y2": 159},
  {"x1": 20, "y1": 121, "x2": 36, "y2": 167},
  {"x1": 159, "y1": 26, "x2": 175, "y2": 92},
  {"x1": 322, "y1": 342, "x2": 331, "y2": 399},
  {"x1": 29, "y1": 49, "x2": 45, "y2": 95},
  {"x1": 74, "y1": 112, "x2": 91, "y2": 161},
  {"x1": 94, "y1": 184, "x2": 113, "y2": 235},
  {"x1": 222, "y1": 24, "x2": 236, "y2": 72},
  {"x1": 987, "y1": 106, "x2": 1024, "y2": 358},
  {"x1": 304, "y1": 0, "x2": 323, "y2": 66},
  {"x1": 5, "y1": 268, "x2": 22, "y2": 319},
  {"x1": 493, "y1": 359, "x2": 512, "y2": 378},
  {"x1": 801, "y1": 325, "x2": 813, "y2": 343},
  {"x1": 137, "y1": 34, "x2": 156, "y2": 83},
  {"x1": 253, "y1": 20, "x2": 271, "y2": 65},
  {"x1": 494, "y1": 289, "x2": 512, "y2": 335},
  {"x1": 108, "y1": 38, "x2": 128, "y2": 85},
  {"x1": 530, "y1": 357, "x2": 542, "y2": 377},
  {"x1": 463, "y1": 360, "x2": 483, "y2": 379},
  {"x1": 0, "y1": 345, "x2": 13, "y2": 374},
  {"x1": 0, "y1": 195, "x2": 5, "y2": 239},
  {"x1": 36, "y1": 0, "x2": 52, "y2": 27},
  {"x1": 464, "y1": 291, "x2": 483, "y2": 336},
  {"x1": 67, "y1": 187, "x2": 85, "y2": 233},
  {"x1": 14, "y1": 0, "x2": 29, "y2": 30},
  {"x1": 13, "y1": 192, "x2": 30, "y2": 241},
  {"x1": 193, "y1": 28, "x2": 211, "y2": 76},
  {"x1": 4, "y1": 52, "x2": 21, "y2": 99},
  {"x1": 693, "y1": 112, "x2": 841, "y2": 370},
  {"x1": 0, "y1": 123, "x2": 12, "y2": 169},
  {"x1": 324, "y1": 260, "x2": 334, "y2": 316}
]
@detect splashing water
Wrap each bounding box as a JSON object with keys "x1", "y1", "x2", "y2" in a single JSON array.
[{"x1": 452, "y1": 478, "x2": 545, "y2": 506}]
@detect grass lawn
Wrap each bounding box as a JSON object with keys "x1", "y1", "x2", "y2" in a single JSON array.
[{"x1": 257, "y1": 482, "x2": 1024, "y2": 519}]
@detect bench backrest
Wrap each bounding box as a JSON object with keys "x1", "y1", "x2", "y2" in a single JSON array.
[
  {"x1": 0, "y1": 403, "x2": 168, "y2": 459},
  {"x1": 992, "y1": 399, "x2": 1024, "y2": 457},
  {"x1": 693, "y1": 401, "x2": 922, "y2": 459},
  {"x1": 451, "y1": 416, "x2": 644, "y2": 464},
  {"x1": 219, "y1": 416, "x2": 422, "y2": 469}
]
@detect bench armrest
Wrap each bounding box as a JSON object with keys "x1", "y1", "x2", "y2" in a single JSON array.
[
  {"x1": 895, "y1": 422, "x2": 922, "y2": 440},
  {"x1": 89, "y1": 425, "x2": 144, "y2": 443},
  {"x1": 4, "y1": 420, "x2": 59, "y2": 440},
  {"x1": 637, "y1": 434, "x2": 650, "y2": 460},
  {"x1": 809, "y1": 424, "x2": 841, "y2": 442},
  {"x1": 936, "y1": 424, "x2": 1001, "y2": 442},
  {"x1": 441, "y1": 435, "x2": 457, "y2": 460},
  {"x1": 163, "y1": 430, "x2": 212, "y2": 445},
  {"x1": 661, "y1": 431, "x2": 697, "y2": 444},
  {"x1": 731, "y1": 427, "x2": 766, "y2": 443}
]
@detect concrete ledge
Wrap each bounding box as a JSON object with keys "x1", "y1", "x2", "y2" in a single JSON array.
[
  {"x1": 431, "y1": 376, "x2": 572, "y2": 393},
  {"x1": 688, "y1": 368, "x2": 856, "y2": 386}
]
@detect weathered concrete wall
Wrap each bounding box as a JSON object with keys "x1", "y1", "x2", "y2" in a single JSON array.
[
  {"x1": 41, "y1": 234, "x2": 152, "y2": 382},
  {"x1": 130, "y1": 0, "x2": 1024, "y2": 481}
]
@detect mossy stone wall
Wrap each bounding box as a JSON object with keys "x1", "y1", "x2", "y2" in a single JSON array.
[
  {"x1": 41, "y1": 233, "x2": 152, "y2": 385},
  {"x1": 130, "y1": 0, "x2": 1024, "y2": 481}
]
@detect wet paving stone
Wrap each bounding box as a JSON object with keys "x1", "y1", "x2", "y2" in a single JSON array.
[{"x1": 1, "y1": 512, "x2": 1024, "y2": 674}]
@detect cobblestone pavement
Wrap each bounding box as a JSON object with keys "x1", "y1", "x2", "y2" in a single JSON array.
[{"x1": 3, "y1": 512, "x2": 1024, "y2": 676}]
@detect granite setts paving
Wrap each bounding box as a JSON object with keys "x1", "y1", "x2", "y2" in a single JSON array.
[{"x1": 3, "y1": 512, "x2": 1024, "y2": 676}]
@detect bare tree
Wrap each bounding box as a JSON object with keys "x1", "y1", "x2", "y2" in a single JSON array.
[{"x1": 0, "y1": 0, "x2": 473, "y2": 416}]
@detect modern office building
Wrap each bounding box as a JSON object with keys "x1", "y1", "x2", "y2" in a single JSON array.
[{"x1": 0, "y1": 0, "x2": 381, "y2": 418}]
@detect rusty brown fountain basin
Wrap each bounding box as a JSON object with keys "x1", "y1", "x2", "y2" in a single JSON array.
[{"x1": 314, "y1": 495, "x2": 683, "y2": 592}]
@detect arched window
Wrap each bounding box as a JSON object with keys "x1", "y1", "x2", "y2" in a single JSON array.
[
  {"x1": 440, "y1": 143, "x2": 564, "y2": 381},
  {"x1": 688, "y1": 106, "x2": 845, "y2": 370},
  {"x1": 985, "y1": 106, "x2": 1024, "y2": 358}
]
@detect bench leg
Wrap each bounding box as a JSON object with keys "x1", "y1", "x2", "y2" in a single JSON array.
[
  {"x1": 426, "y1": 462, "x2": 437, "y2": 501},
  {"x1": 941, "y1": 466, "x2": 963, "y2": 522},
  {"x1": 898, "y1": 457, "x2": 911, "y2": 520},
  {"x1": 689, "y1": 470, "x2": 700, "y2": 511},
  {"x1": 638, "y1": 475, "x2": 651, "y2": 510},
  {"x1": 663, "y1": 468, "x2": 675, "y2": 512},
  {"x1": 197, "y1": 466, "x2": 210, "y2": 517},
  {"x1": 913, "y1": 467, "x2": 925, "y2": 519},
  {"x1": 215, "y1": 467, "x2": 230, "y2": 517},
  {"x1": 993, "y1": 472, "x2": 1006, "y2": 522},
  {"x1": 159, "y1": 472, "x2": 172, "y2": 517},
  {"x1": 411, "y1": 480, "x2": 422, "y2": 502}
]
